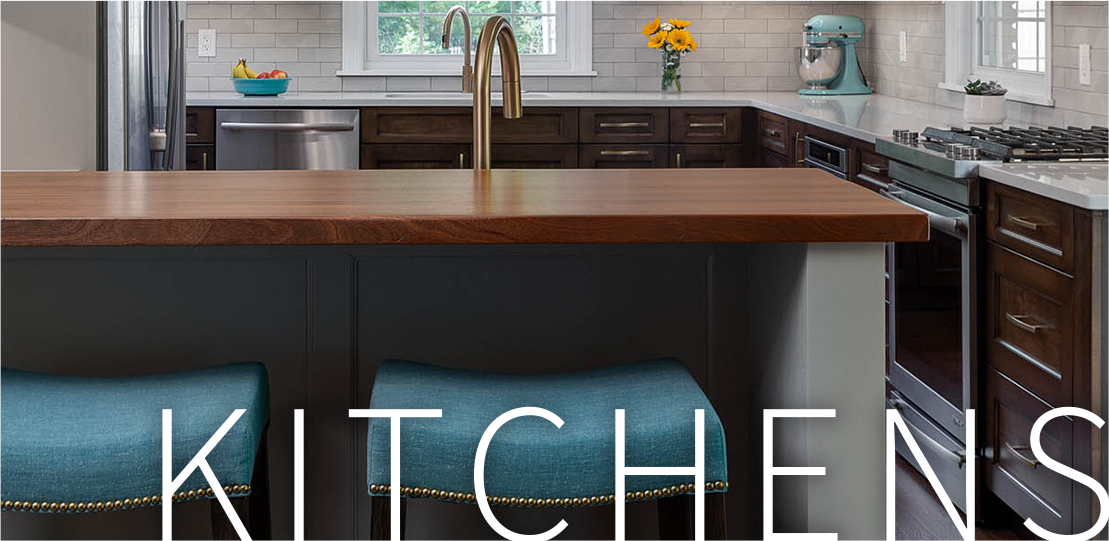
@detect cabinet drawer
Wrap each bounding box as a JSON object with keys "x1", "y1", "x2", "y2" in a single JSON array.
[
  {"x1": 757, "y1": 110, "x2": 790, "y2": 155},
  {"x1": 987, "y1": 182, "x2": 1075, "y2": 273},
  {"x1": 760, "y1": 147, "x2": 790, "y2": 168},
  {"x1": 492, "y1": 107, "x2": 577, "y2": 144},
  {"x1": 185, "y1": 144, "x2": 215, "y2": 170},
  {"x1": 580, "y1": 144, "x2": 668, "y2": 168},
  {"x1": 987, "y1": 243, "x2": 1074, "y2": 408},
  {"x1": 361, "y1": 144, "x2": 470, "y2": 169},
  {"x1": 670, "y1": 145, "x2": 743, "y2": 168},
  {"x1": 669, "y1": 108, "x2": 741, "y2": 143},
  {"x1": 186, "y1": 107, "x2": 215, "y2": 144},
  {"x1": 492, "y1": 145, "x2": 577, "y2": 169},
  {"x1": 580, "y1": 108, "x2": 668, "y2": 143},
  {"x1": 852, "y1": 141, "x2": 891, "y2": 192},
  {"x1": 985, "y1": 369, "x2": 1073, "y2": 535},
  {"x1": 362, "y1": 108, "x2": 472, "y2": 143}
]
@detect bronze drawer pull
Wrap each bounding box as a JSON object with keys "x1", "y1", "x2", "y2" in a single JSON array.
[
  {"x1": 676, "y1": 152, "x2": 682, "y2": 168},
  {"x1": 861, "y1": 162, "x2": 887, "y2": 174},
  {"x1": 600, "y1": 150, "x2": 649, "y2": 156},
  {"x1": 1006, "y1": 313, "x2": 1045, "y2": 333},
  {"x1": 598, "y1": 122, "x2": 649, "y2": 128},
  {"x1": 689, "y1": 122, "x2": 725, "y2": 128},
  {"x1": 1005, "y1": 443, "x2": 1040, "y2": 469},
  {"x1": 459, "y1": 153, "x2": 464, "y2": 168},
  {"x1": 202, "y1": 152, "x2": 208, "y2": 171},
  {"x1": 763, "y1": 128, "x2": 781, "y2": 137},
  {"x1": 1009, "y1": 215, "x2": 1045, "y2": 231}
]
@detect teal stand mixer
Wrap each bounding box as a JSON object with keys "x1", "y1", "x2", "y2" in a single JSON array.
[{"x1": 797, "y1": 15, "x2": 871, "y2": 96}]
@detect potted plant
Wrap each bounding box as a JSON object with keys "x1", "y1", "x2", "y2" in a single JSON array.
[
  {"x1": 642, "y1": 17, "x2": 698, "y2": 92},
  {"x1": 963, "y1": 79, "x2": 1008, "y2": 124}
]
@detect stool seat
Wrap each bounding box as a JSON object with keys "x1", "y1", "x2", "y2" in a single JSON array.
[
  {"x1": 1, "y1": 363, "x2": 269, "y2": 513},
  {"x1": 367, "y1": 359, "x2": 727, "y2": 507}
]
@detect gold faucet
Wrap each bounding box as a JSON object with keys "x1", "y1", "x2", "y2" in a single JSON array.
[
  {"x1": 472, "y1": 16, "x2": 522, "y2": 170},
  {"x1": 441, "y1": 6, "x2": 472, "y2": 93}
]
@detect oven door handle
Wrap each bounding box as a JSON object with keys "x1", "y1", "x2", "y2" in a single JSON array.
[
  {"x1": 881, "y1": 190, "x2": 967, "y2": 240},
  {"x1": 889, "y1": 399, "x2": 967, "y2": 469}
]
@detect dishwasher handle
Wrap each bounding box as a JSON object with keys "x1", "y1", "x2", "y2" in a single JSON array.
[{"x1": 220, "y1": 121, "x2": 356, "y2": 132}]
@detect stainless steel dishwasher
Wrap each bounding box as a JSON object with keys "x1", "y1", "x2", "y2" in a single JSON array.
[{"x1": 216, "y1": 109, "x2": 360, "y2": 170}]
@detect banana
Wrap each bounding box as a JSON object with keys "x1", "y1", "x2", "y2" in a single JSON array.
[
  {"x1": 243, "y1": 62, "x2": 258, "y2": 79},
  {"x1": 232, "y1": 59, "x2": 247, "y2": 79}
]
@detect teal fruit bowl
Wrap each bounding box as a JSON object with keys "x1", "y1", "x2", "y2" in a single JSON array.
[{"x1": 232, "y1": 78, "x2": 292, "y2": 96}]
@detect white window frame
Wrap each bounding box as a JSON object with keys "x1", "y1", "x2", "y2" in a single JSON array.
[
  {"x1": 339, "y1": 1, "x2": 593, "y2": 77},
  {"x1": 940, "y1": 1, "x2": 1053, "y2": 106}
]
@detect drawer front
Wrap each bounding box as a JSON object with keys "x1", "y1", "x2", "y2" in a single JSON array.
[
  {"x1": 361, "y1": 144, "x2": 470, "y2": 169},
  {"x1": 580, "y1": 108, "x2": 668, "y2": 143},
  {"x1": 757, "y1": 110, "x2": 791, "y2": 155},
  {"x1": 985, "y1": 369, "x2": 1073, "y2": 534},
  {"x1": 760, "y1": 147, "x2": 790, "y2": 168},
  {"x1": 670, "y1": 108, "x2": 741, "y2": 143},
  {"x1": 492, "y1": 144, "x2": 577, "y2": 169},
  {"x1": 580, "y1": 144, "x2": 668, "y2": 168},
  {"x1": 852, "y1": 141, "x2": 891, "y2": 192},
  {"x1": 987, "y1": 243, "x2": 1074, "y2": 407},
  {"x1": 670, "y1": 145, "x2": 743, "y2": 168},
  {"x1": 987, "y1": 181, "x2": 1075, "y2": 273},
  {"x1": 888, "y1": 390, "x2": 969, "y2": 512},
  {"x1": 186, "y1": 107, "x2": 215, "y2": 144},
  {"x1": 492, "y1": 107, "x2": 578, "y2": 144},
  {"x1": 185, "y1": 145, "x2": 215, "y2": 170},
  {"x1": 362, "y1": 108, "x2": 472, "y2": 143}
]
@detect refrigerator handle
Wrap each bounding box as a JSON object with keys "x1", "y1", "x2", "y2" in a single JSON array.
[{"x1": 163, "y1": 2, "x2": 185, "y2": 170}]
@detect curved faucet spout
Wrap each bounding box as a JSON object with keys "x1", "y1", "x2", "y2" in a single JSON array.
[
  {"x1": 442, "y1": 6, "x2": 473, "y2": 93},
  {"x1": 472, "y1": 15, "x2": 523, "y2": 170}
]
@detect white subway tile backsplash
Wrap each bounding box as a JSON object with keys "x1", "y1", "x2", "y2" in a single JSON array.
[
  {"x1": 230, "y1": 33, "x2": 275, "y2": 48},
  {"x1": 231, "y1": 4, "x2": 274, "y2": 19},
  {"x1": 277, "y1": 4, "x2": 320, "y2": 19},
  {"x1": 187, "y1": 4, "x2": 230, "y2": 19},
  {"x1": 276, "y1": 33, "x2": 320, "y2": 48},
  {"x1": 254, "y1": 47, "x2": 299, "y2": 62},
  {"x1": 298, "y1": 18, "x2": 341, "y2": 33},
  {"x1": 211, "y1": 18, "x2": 254, "y2": 33},
  {"x1": 253, "y1": 19, "x2": 298, "y2": 33}
]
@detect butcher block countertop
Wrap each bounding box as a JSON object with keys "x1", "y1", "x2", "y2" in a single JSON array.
[{"x1": 1, "y1": 168, "x2": 928, "y2": 246}]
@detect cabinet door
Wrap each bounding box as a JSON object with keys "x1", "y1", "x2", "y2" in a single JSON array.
[
  {"x1": 670, "y1": 108, "x2": 741, "y2": 143},
  {"x1": 580, "y1": 144, "x2": 668, "y2": 168},
  {"x1": 492, "y1": 108, "x2": 578, "y2": 144},
  {"x1": 185, "y1": 107, "x2": 215, "y2": 144},
  {"x1": 185, "y1": 144, "x2": 215, "y2": 170},
  {"x1": 757, "y1": 110, "x2": 791, "y2": 157},
  {"x1": 362, "y1": 108, "x2": 472, "y2": 143},
  {"x1": 580, "y1": 108, "x2": 668, "y2": 143},
  {"x1": 670, "y1": 145, "x2": 743, "y2": 168},
  {"x1": 361, "y1": 144, "x2": 470, "y2": 169},
  {"x1": 760, "y1": 148, "x2": 790, "y2": 168},
  {"x1": 492, "y1": 145, "x2": 578, "y2": 169}
]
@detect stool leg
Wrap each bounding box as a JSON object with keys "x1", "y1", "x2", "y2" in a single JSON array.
[
  {"x1": 248, "y1": 430, "x2": 273, "y2": 539},
  {"x1": 210, "y1": 497, "x2": 250, "y2": 540},
  {"x1": 656, "y1": 493, "x2": 727, "y2": 540},
  {"x1": 370, "y1": 495, "x2": 407, "y2": 540}
]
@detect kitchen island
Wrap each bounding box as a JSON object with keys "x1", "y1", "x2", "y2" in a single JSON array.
[{"x1": 1, "y1": 168, "x2": 926, "y2": 539}]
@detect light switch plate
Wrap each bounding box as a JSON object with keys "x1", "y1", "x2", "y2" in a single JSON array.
[
  {"x1": 198, "y1": 29, "x2": 216, "y2": 57},
  {"x1": 898, "y1": 31, "x2": 907, "y2": 63},
  {"x1": 1079, "y1": 44, "x2": 1091, "y2": 86}
]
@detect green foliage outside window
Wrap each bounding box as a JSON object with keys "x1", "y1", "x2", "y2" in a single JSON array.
[{"x1": 377, "y1": 1, "x2": 556, "y2": 55}]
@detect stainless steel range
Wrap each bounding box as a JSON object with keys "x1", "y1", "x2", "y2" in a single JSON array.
[{"x1": 876, "y1": 125, "x2": 1109, "y2": 512}]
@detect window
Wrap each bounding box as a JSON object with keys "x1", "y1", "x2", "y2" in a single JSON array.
[
  {"x1": 942, "y1": 1, "x2": 1053, "y2": 105},
  {"x1": 340, "y1": 1, "x2": 593, "y2": 77}
]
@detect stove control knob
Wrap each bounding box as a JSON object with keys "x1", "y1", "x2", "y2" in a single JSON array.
[
  {"x1": 906, "y1": 132, "x2": 919, "y2": 144},
  {"x1": 945, "y1": 143, "x2": 960, "y2": 157}
]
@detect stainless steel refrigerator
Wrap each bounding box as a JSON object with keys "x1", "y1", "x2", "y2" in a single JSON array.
[{"x1": 100, "y1": 1, "x2": 185, "y2": 171}]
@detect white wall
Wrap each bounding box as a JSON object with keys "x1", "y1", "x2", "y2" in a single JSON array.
[{"x1": 2, "y1": 1, "x2": 98, "y2": 171}]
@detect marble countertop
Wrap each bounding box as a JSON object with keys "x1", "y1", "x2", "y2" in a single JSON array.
[{"x1": 979, "y1": 163, "x2": 1108, "y2": 210}]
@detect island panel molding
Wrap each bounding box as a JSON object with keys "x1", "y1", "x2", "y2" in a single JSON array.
[{"x1": 1, "y1": 169, "x2": 928, "y2": 246}]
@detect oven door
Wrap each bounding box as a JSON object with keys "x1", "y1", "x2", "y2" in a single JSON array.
[{"x1": 884, "y1": 185, "x2": 977, "y2": 443}]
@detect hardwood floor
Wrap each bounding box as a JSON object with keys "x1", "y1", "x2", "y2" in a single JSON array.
[{"x1": 895, "y1": 457, "x2": 1036, "y2": 540}]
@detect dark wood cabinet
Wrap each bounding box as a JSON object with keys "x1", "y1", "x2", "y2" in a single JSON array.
[
  {"x1": 492, "y1": 108, "x2": 578, "y2": 144},
  {"x1": 580, "y1": 107, "x2": 668, "y2": 143},
  {"x1": 580, "y1": 144, "x2": 668, "y2": 168},
  {"x1": 362, "y1": 107, "x2": 473, "y2": 143},
  {"x1": 185, "y1": 144, "x2": 215, "y2": 171},
  {"x1": 849, "y1": 139, "x2": 891, "y2": 192},
  {"x1": 361, "y1": 144, "x2": 470, "y2": 169},
  {"x1": 987, "y1": 182, "x2": 1076, "y2": 273},
  {"x1": 670, "y1": 145, "x2": 742, "y2": 168},
  {"x1": 757, "y1": 110, "x2": 792, "y2": 158},
  {"x1": 186, "y1": 107, "x2": 215, "y2": 144},
  {"x1": 760, "y1": 147, "x2": 790, "y2": 168},
  {"x1": 670, "y1": 108, "x2": 741, "y2": 143},
  {"x1": 492, "y1": 145, "x2": 578, "y2": 169}
]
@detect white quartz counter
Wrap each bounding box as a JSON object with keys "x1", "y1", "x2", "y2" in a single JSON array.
[
  {"x1": 187, "y1": 90, "x2": 1108, "y2": 210},
  {"x1": 980, "y1": 163, "x2": 1108, "y2": 210}
]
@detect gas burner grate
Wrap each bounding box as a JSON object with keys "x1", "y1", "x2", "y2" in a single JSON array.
[{"x1": 948, "y1": 126, "x2": 1109, "y2": 162}]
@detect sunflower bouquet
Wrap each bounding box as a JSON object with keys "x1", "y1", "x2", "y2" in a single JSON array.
[{"x1": 642, "y1": 17, "x2": 698, "y2": 92}]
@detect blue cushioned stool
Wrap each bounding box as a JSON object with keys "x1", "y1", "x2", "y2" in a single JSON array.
[
  {"x1": 365, "y1": 358, "x2": 727, "y2": 539},
  {"x1": 0, "y1": 363, "x2": 272, "y2": 540}
]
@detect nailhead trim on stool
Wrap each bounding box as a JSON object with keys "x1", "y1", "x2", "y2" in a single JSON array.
[
  {"x1": 1, "y1": 484, "x2": 252, "y2": 514},
  {"x1": 369, "y1": 480, "x2": 728, "y2": 508}
]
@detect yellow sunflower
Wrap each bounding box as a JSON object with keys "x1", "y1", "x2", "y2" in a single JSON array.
[
  {"x1": 667, "y1": 28, "x2": 694, "y2": 51},
  {"x1": 667, "y1": 18, "x2": 691, "y2": 29},
  {"x1": 641, "y1": 18, "x2": 661, "y2": 36},
  {"x1": 647, "y1": 30, "x2": 669, "y2": 49}
]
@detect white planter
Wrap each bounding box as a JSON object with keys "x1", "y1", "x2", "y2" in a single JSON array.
[{"x1": 963, "y1": 94, "x2": 1007, "y2": 124}]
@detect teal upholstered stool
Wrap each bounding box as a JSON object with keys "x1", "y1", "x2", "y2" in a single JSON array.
[
  {"x1": 0, "y1": 363, "x2": 272, "y2": 540},
  {"x1": 365, "y1": 358, "x2": 728, "y2": 539}
]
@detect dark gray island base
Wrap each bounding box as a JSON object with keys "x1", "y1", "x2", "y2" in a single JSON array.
[{"x1": 2, "y1": 169, "x2": 921, "y2": 539}]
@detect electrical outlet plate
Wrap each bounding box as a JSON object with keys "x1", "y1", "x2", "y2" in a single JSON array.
[
  {"x1": 199, "y1": 29, "x2": 216, "y2": 57},
  {"x1": 898, "y1": 31, "x2": 907, "y2": 63},
  {"x1": 1079, "y1": 44, "x2": 1091, "y2": 86}
]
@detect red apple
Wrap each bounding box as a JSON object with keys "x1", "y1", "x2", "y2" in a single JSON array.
[
  {"x1": 256, "y1": 72, "x2": 270, "y2": 79},
  {"x1": 270, "y1": 70, "x2": 288, "y2": 79}
]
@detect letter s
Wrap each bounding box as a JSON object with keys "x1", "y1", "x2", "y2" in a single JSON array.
[{"x1": 1024, "y1": 407, "x2": 1108, "y2": 541}]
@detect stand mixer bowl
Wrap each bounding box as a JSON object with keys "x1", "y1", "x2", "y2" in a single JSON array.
[{"x1": 798, "y1": 44, "x2": 843, "y2": 90}]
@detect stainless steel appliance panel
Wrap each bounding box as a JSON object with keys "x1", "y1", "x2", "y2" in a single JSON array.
[
  {"x1": 888, "y1": 390, "x2": 970, "y2": 512},
  {"x1": 216, "y1": 109, "x2": 360, "y2": 170},
  {"x1": 804, "y1": 136, "x2": 848, "y2": 178}
]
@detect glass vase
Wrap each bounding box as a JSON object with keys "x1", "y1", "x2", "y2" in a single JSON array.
[{"x1": 662, "y1": 51, "x2": 681, "y2": 92}]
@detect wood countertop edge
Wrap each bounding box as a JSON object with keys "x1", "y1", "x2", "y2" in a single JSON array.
[{"x1": 1, "y1": 214, "x2": 929, "y2": 246}]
